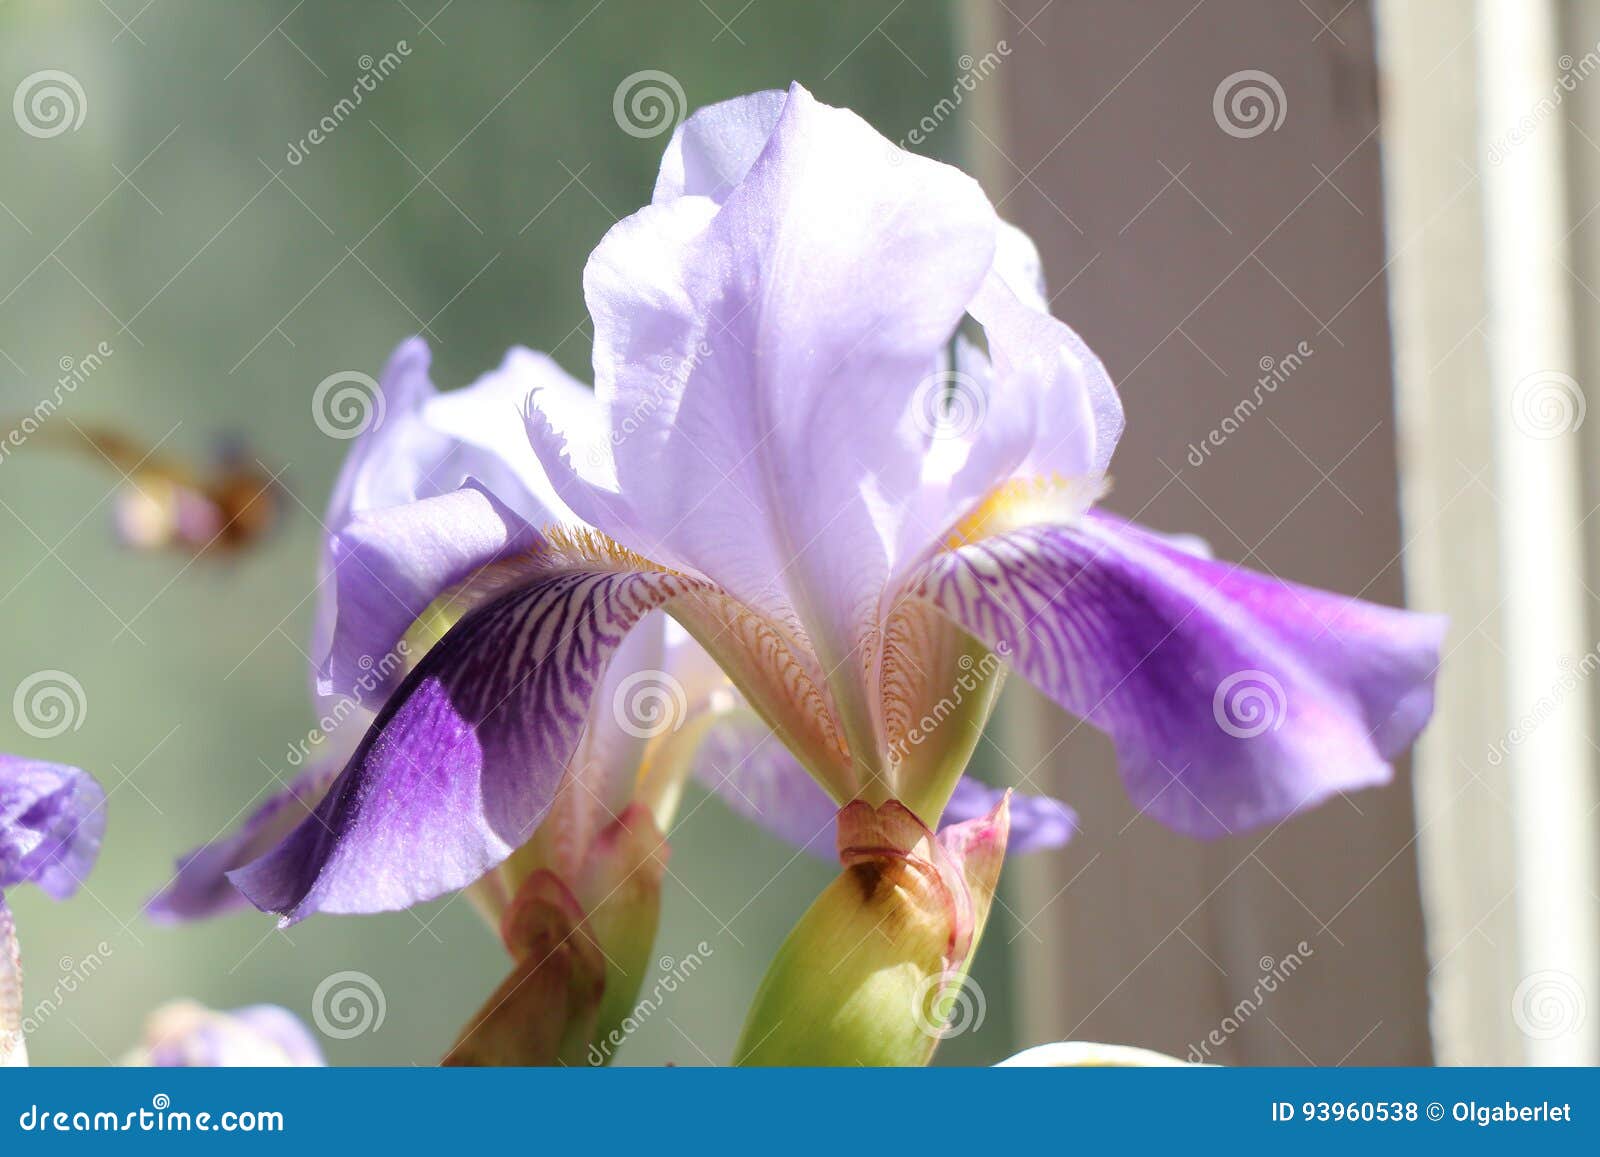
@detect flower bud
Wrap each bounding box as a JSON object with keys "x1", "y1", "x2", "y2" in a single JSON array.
[
  {"x1": 734, "y1": 793, "x2": 1009, "y2": 1066},
  {"x1": 444, "y1": 805, "x2": 668, "y2": 1066},
  {"x1": 443, "y1": 870, "x2": 604, "y2": 1066}
]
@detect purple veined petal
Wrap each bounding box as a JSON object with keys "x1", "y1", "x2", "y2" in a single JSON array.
[
  {"x1": 552, "y1": 82, "x2": 998, "y2": 769},
  {"x1": 146, "y1": 761, "x2": 339, "y2": 924},
  {"x1": 133, "y1": 1001, "x2": 325, "y2": 1068},
  {"x1": 0, "y1": 755, "x2": 105, "y2": 900},
  {"x1": 537, "y1": 609, "x2": 670, "y2": 880},
  {"x1": 231, "y1": 541, "x2": 710, "y2": 923},
  {"x1": 312, "y1": 339, "x2": 578, "y2": 712},
  {"x1": 319, "y1": 482, "x2": 543, "y2": 702},
  {"x1": 907, "y1": 513, "x2": 1445, "y2": 837}
]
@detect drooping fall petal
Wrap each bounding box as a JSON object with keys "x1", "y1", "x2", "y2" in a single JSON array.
[{"x1": 909, "y1": 513, "x2": 1444, "y2": 836}]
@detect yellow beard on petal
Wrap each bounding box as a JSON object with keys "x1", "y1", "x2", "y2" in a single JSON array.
[{"x1": 944, "y1": 472, "x2": 1109, "y2": 549}]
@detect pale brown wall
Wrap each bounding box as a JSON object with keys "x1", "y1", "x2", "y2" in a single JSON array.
[{"x1": 982, "y1": 0, "x2": 1432, "y2": 1063}]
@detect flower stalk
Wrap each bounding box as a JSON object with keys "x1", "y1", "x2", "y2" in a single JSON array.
[{"x1": 734, "y1": 794, "x2": 1009, "y2": 1066}]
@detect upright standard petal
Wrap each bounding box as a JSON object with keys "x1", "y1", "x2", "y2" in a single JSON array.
[
  {"x1": 0, "y1": 755, "x2": 105, "y2": 900},
  {"x1": 909, "y1": 514, "x2": 1444, "y2": 836},
  {"x1": 538, "y1": 82, "x2": 999, "y2": 777},
  {"x1": 653, "y1": 88, "x2": 788, "y2": 204}
]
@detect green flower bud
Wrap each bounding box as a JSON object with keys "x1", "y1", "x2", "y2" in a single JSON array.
[{"x1": 734, "y1": 794, "x2": 1009, "y2": 1066}]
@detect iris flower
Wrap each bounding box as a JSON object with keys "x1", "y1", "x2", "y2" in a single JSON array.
[
  {"x1": 221, "y1": 84, "x2": 1438, "y2": 1063},
  {"x1": 123, "y1": 1001, "x2": 325, "y2": 1067},
  {"x1": 2, "y1": 752, "x2": 105, "y2": 1066},
  {"x1": 153, "y1": 334, "x2": 1072, "y2": 1062}
]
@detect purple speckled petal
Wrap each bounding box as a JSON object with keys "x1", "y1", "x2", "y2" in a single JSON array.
[
  {"x1": 231, "y1": 551, "x2": 703, "y2": 922},
  {"x1": 0, "y1": 754, "x2": 105, "y2": 900},
  {"x1": 146, "y1": 761, "x2": 339, "y2": 923},
  {"x1": 909, "y1": 513, "x2": 1444, "y2": 836}
]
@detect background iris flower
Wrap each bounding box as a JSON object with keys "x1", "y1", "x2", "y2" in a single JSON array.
[{"x1": 2, "y1": 752, "x2": 104, "y2": 1067}]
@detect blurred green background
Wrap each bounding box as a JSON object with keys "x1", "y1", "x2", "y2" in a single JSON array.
[{"x1": 0, "y1": 0, "x2": 1024, "y2": 1065}]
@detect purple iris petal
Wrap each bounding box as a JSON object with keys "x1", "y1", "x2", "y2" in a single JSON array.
[
  {"x1": 653, "y1": 87, "x2": 789, "y2": 204},
  {"x1": 693, "y1": 716, "x2": 839, "y2": 857},
  {"x1": 943, "y1": 778, "x2": 1078, "y2": 854},
  {"x1": 322, "y1": 483, "x2": 542, "y2": 702},
  {"x1": 530, "y1": 82, "x2": 999, "y2": 751},
  {"x1": 147, "y1": 761, "x2": 338, "y2": 923},
  {"x1": 910, "y1": 513, "x2": 1444, "y2": 836},
  {"x1": 313, "y1": 339, "x2": 579, "y2": 707},
  {"x1": 0, "y1": 754, "x2": 105, "y2": 901},
  {"x1": 649, "y1": 87, "x2": 1121, "y2": 533},
  {"x1": 232, "y1": 559, "x2": 697, "y2": 922}
]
